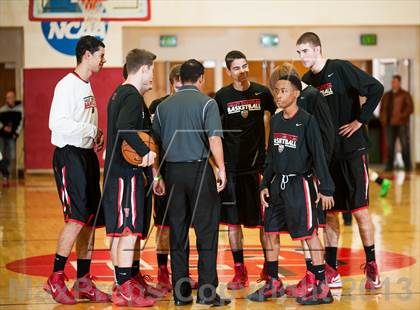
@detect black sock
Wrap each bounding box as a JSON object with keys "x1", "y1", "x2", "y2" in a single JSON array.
[
  {"x1": 117, "y1": 267, "x2": 132, "y2": 286},
  {"x1": 132, "y1": 260, "x2": 140, "y2": 277},
  {"x1": 232, "y1": 250, "x2": 244, "y2": 264},
  {"x1": 77, "y1": 259, "x2": 91, "y2": 278},
  {"x1": 325, "y1": 247, "x2": 338, "y2": 270},
  {"x1": 364, "y1": 245, "x2": 376, "y2": 263},
  {"x1": 53, "y1": 254, "x2": 68, "y2": 272},
  {"x1": 305, "y1": 258, "x2": 313, "y2": 272},
  {"x1": 312, "y1": 264, "x2": 326, "y2": 282},
  {"x1": 375, "y1": 177, "x2": 384, "y2": 185},
  {"x1": 157, "y1": 254, "x2": 168, "y2": 267},
  {"x1": 266, "y1": 261, "x2": 278, "y2": 279},
  {"x1": 114, "y1": 266, "x2": 119, "y2": 283}
]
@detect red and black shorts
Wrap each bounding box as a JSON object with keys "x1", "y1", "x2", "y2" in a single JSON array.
[
  {"x1": 329, "y1": 154, "x2": 369, "y2": 213},
  {"x1": 103, "y1": 171, "x2": 152, "y2": 238},
  {"x1": 264, "y1": 174, "x2": 318, "y2": 240},
  {"x1": 52, "y1": 145, "x2": 104, "y2": 227},
  {"x1": 220, "y1": 171, "x2": 263, "y2": 228}
]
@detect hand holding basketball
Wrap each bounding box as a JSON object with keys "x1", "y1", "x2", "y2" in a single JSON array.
[
  {"x1": 121, "y1": 132, "x2": 159, "y2": 167},
  {"x1": 139, "y1": 151, "x2": 156, "y2": 167}
]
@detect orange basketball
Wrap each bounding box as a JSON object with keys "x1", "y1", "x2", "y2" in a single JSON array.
[{"x1": 121, "y1": 132, "x2": 159, "y2": 167}]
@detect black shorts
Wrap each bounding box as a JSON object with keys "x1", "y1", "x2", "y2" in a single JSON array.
[
  {"x1": 329, "y1": 154, "x2": 369, "y2": 213},
  {"x1": 312, "y1": 176, "x2": 326, "y2": 228},
  {"x1": 154, "y1": 195, "x2": 170, "y2": 228},
  {"x1": 103, "y1": 171, "x2": 152, "y2": 238},
  {"x1": 264, "y1": 174, "x2": 318, "y2": 240},
  {"x1": 220, "y1": 171, "x2": 263, "y2": 228},
  {"x1": 52, "y1": 145, "x2": 104, "y2": 227}
]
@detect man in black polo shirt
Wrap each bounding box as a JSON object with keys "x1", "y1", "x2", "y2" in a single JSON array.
[{"x1": 153, "y1": 59, "x2": 230, "y2": 307}]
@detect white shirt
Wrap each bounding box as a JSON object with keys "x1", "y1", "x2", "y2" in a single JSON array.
[{"x1": 49, "y1": 73, "x2": 98, "y2": 148}]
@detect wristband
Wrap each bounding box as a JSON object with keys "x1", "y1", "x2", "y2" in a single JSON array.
[{"x1": 153, "y1": 175, "x2": 162, "y2": 182}]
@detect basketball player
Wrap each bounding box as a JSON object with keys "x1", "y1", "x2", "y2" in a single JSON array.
[
  {"x1": 109, "y1": 63, "x2": 167, "y2": 299},
  {"x1": 103, "y1": 49, "x2": 164, "y2": 307},
  {"x1": 214, "y1": 51, "x2": 276, "y2": 289},
  {"x1": 45, "y1": 35, "x2": 109, "y2": 305},
  {"x1": 247, "y1": 75, "x2": 334, "y2": 305},
  {"x1": 296, "y1": 32, "x2": 384, "y2": 289},
  {"x1": 269, "y1": 63, "x2": 335, "y2": 298}
]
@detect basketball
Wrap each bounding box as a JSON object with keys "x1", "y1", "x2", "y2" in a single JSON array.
[{"x1": 121, "y1": 132, "x2": 159, "y2": 166}]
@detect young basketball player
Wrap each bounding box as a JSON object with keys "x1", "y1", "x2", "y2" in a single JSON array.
[
  {"x1": 296, "y1": 32, "x2": 384, "y2": 290},
  {"x1": 215, "y1": 51, "x2": 276, "y2": 289},
  {"x1": 269, "y1": 63, "x2": 335, "y2": 298},
  {"x1": 46, "y1": 35, "x2": 109, "y2": 305},
  {"x1": 247, "y1": 74, "x2": 334, "y2": 305},
  {"x1": 103, "y1": 49, "x2": 164, "y2": 307}
]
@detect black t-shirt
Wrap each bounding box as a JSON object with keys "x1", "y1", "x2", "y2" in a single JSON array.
[
  {"x1": 104, "y1": 84, "x2": 151, "y2": 177},
  {"x1": 302, "y1": 59, "x2": 384, "y2": 160},
  {"x1": 149, "y1": 95, "x2": 170, "y2": 115},
  {"x1": 298, "y1": 85, "x2": 335, "y2": 164},
  {"x1": 215, "y1": 82, "x2": 276, "y2": 174},
  {"x1": 261, "y1": 109, "x2": 334, "y2": 196}
]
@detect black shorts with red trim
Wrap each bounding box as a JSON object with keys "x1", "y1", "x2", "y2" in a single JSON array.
[
  {"x1": 329, "y1": 154, "x2": 369, "y2": 213},
  {"x1": 311, "y1": 176, "x2": 326, "y2": 227},
  {"x1": 154, "y1": 194, "x2": 170, "y2": 228},
  {"x1": 264, "y1": 174, "x2": 318, "y2": 240},
  {"x1": 103, "y1": 171, "x2": 152, "y2": 238},
  {"x1": 220, "y1": 171, "x2": 263, "y2": 228},
  {"x1": 52, "y1": 145, "x2": 104, "y2": 227}
]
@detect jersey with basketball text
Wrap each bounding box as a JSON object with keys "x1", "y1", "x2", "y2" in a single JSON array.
[
  {"x1": 49, "y1": 73, "x2": 98, "y2": 149},
  {"x1": 104, "y1": 84, "x2": 150, "y2": 177},
  {"x1": 261, "y1": 109, "x2": 334, "y2": 196},
  {"x1": 298, "y1": 85, "x2": 335, "y2": 164},
  {"x1": 302, "y1": 59, "x2": 384, "y2": 160},
  {"x1": 215, "y1": 82, "x2": 276, "y2": 174}
]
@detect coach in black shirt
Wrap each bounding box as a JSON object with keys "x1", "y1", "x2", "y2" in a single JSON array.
[{"x1": 153, "y1": 59, "x2": 230, "y2": 306}]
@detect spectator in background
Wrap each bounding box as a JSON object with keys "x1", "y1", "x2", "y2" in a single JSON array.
[
  {"x1": 0, "y1": 90, "x2": 23, "y2": 187},
  {"x1": 380, "y1": 75, "x2": 414, "y2": 172}
]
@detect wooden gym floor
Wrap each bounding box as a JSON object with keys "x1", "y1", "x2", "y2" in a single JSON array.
[{"x1": 0, "y1": 169, "x2": 419, "y2": 309}]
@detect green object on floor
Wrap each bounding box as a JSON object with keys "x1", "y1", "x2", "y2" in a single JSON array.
[{"x1": 379, "y1": 179, "x2": 391, "y2": 197}]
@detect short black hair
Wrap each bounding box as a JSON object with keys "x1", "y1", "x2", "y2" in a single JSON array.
[
  {"x1": 225, "y1": 50, "x2": 247, "y2": 70},
  {"x1": 278, "y1": 75, "x2": 302, "y2": 92},
  {"x1": 296, "y1": 32, "x2": 322, "y2": 48},
  {"x1": 125, "y1": 49, "x2": 156, "y2": 75},
  {"x1": 180, "y1": 59, "x2": 204, "y2": 83},
  {"x1": 122, "y1": 63, "x2": 127, "y2": 79},
  {"x1": 76, "y1": 35, "x2": 105, "y2": 64},
  {"x1": 392, "y1": 74, "x2": 401, "y2": 82}
]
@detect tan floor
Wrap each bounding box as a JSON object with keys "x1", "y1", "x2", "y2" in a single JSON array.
[{"x1": 0, "y1": 170, "x2": 419, "y2": 309}]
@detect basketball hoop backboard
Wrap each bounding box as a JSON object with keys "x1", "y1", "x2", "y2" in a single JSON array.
[{"x1": 29, "y1": 0, "x2": 151, "y2": 21}]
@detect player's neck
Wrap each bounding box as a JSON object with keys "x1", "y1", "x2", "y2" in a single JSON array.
[
  {"x1": 74, "y1": 65, "x2": 92, "y2": 82},
  {"x1": 124, "y1": 76, "x2": 142, "y2": 94},
  {"x1": 283, "y1": 104, "x2": 298, "y2": 119},
  {"x1": 233, "y1": 79, "x2": 250, "y2": 92},
  {"x1": 311, "y1": 57, "x2": 327, "y2": 74}
]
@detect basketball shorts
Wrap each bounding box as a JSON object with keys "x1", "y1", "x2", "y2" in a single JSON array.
[
  {"x1": 329, "y1": 154, "x2": 369, "y2": 213},
  {"x1": 52, "y1": 145, "x2": 104, "y2": 227},
  {"x1": 312, "y1": 176, "x2": 326, "y2": 228},
  {"x1": 220, "y1": 171, "x2": 263, "y2": 228},
  {"x1": 103, "y1": 171, "x2": 152, "y2": 238},
  {"x1": 264, "y1": 174, "x2": 318, "y2": 240}
]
